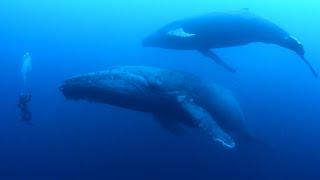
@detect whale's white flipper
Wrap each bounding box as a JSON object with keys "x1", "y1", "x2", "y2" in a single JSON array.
[
  {"x1": 177, "y1": 95, "x2": 235, "y2": 149},
  {"x1": 167, "y1": 28, "x2": 196, "y2": 38}
]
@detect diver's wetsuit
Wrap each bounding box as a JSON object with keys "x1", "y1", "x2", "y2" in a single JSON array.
[{"x1": 18, "y1": 92, "x2": 32, "y2": 122}]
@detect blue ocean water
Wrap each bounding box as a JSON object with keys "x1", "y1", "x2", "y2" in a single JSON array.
[{"x1": 0, "y1": 0, "x2": 320, "y2": 179}]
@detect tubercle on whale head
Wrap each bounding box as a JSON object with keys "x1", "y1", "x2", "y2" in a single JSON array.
[
  {"x1": 59, "y1": 70, "x2": 152, "y2": 103},
  {"x1": 59, "y1": 73, "x2": 106, "y2": 101},
  {"x1": 59, "y1": 78, "x2": 88, "y2": 100}
]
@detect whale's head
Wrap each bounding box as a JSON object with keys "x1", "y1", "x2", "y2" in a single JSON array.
[
  {"x1": 142, "y1": 30, "x2": 167, "y2": 48},
  {"x1": 60, "y1": 68, "x2": 150, "y2": 105}
]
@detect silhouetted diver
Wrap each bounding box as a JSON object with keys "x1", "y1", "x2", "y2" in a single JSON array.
[
  {"x1": 18, "y1": 52, "x2": 33, "y2": 123},
  {"x1": 18, "y1": 91, "x2": 32, "y2": 123}
]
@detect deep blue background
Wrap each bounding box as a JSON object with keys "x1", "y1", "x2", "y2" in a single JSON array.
[{"x1": 0, "y1": 0, "x2": 320, "y2": 179}]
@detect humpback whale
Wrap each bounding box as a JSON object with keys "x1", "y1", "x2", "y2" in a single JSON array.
[
  {"x1": 142, "y1": 9, "x2": 318, "y2": 77},
  {"x1": 60, "y1": 66, "x2": 253, "y2": 149}
]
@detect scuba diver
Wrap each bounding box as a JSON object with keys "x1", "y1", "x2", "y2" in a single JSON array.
[
  {"x1": 18, "y1": 52, "x2": 33, "y2": 123},
  {"x1": 18, "y1": 91, "x2": 32, "y2": 122}
]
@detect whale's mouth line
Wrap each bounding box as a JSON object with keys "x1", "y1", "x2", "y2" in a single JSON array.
[{"x1": 60, "y1": 84, "x2": 82, "y2": 100}]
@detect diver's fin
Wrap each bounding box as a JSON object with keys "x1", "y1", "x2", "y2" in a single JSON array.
[
  {"x1": 199, "y1": 49, "x2": 237, "y2": 73},
  {"x1": 177, "y1": 95, "x2": 235, "y2": 149},
  {"x1": 300, "y1": 56, "x2": 318, "y2": 78}
]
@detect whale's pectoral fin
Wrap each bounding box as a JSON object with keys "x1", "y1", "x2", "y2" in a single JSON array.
[
  {"x1": 199, "y1": 49, "x2": 237, "y2": 73},
  {"x1": 177, "y1": 95, "x2": 236, "y2": 149}
]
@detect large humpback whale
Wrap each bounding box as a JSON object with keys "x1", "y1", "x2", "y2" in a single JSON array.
[
  {"x1": 142, "y1": 9, "x2": 318, "y2": 77},
  {"x1": 60, "y1": 66, "x2": 253, "y2": 149}
]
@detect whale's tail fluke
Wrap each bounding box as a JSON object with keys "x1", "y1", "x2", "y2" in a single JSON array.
[{"x1": 300, "y1": 55, "x2": 318, "y2": 78}]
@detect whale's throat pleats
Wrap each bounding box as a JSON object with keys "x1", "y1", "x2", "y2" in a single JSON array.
[{"x1": 177, "y1": 95, "x2": 235, "y2": 149}]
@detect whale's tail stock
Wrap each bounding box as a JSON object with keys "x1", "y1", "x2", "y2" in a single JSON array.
[{"x1": 280, "y1": 36, "x2": 318, "y2": 78}]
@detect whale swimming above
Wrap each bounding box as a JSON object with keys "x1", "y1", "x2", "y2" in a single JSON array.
[
  {"x1": 142, "y1": 9, "x2": 318, "y2": 77},
  {"x1": 60, "y1": 66, "x2": 254, "y2": 149}
]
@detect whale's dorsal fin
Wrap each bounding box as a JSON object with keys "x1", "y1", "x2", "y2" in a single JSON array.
[
  {"x1": 167, "y1": 28, "x2": 196, "y2": 38},
  {"x1": 177, "y1": 95, "x2": 235, "y2": 149}
]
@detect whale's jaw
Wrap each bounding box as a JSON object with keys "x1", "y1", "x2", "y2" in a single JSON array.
[
  {"x1": 60, "y1": 83, "x2": 89, "y2": 101},
  {"x1": 142, "y1": 34, "x2": 160, "y2": 48}
]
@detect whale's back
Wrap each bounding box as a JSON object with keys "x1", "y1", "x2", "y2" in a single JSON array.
[{"x1": 179, "y1": 10, "x2": 289, "y2": 48}]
